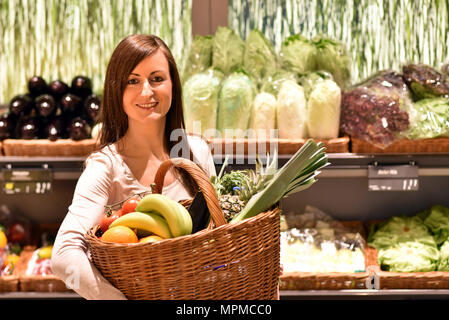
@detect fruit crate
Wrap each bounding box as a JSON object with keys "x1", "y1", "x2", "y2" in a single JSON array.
[
  {"x1": 279, "y1": 221, "x2": 375, "y2": 290},
  {"x1": 208, "y1": 136, "x2": 349, "y2": 155},
  {"x1": 351, "y1": 137, "x2": 449, "y2": 153},
  {"x1": 2, "y1": 138, "x2": 98, "y2": 157},
  {"x1": 365, "y1": 220, "x2": 449, "y2": 289}
]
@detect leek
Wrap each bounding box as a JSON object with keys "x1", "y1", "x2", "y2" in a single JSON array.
[{"x1": 230, "y1": 139, "x2": 329, "y2": 223}]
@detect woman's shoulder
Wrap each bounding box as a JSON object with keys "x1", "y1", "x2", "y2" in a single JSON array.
[
  {"x1": 186, "y1": 133, "x2": 211, "y2": 151},
  {"x1": 84, "y1": 144, "x2": 117, "y2": 168}
]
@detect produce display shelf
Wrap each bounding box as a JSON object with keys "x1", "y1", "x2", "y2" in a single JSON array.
[{"x1": 0, "y1": 292, "x2": 82, "y2": 299}]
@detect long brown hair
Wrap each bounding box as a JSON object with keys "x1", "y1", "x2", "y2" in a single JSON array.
[{"x1": 98, "y1": 34, "x2": 199, "y2": 196}]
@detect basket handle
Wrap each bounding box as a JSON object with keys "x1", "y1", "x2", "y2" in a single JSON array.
[{"x1": 153, "y1": 158, "x2": 227, "y2": 228}]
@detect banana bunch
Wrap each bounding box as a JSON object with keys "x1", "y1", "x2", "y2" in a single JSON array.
[{"x1": 109, "y1": 194, "x2": 193, "y2": 239}]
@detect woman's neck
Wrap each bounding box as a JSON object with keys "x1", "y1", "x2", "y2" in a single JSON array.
[{"x1": 118, "y1": 120, "x2": 168, "y2": 160}]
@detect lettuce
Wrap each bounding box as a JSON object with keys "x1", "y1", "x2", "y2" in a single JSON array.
[
  {"x1": 243, "y1": 29, "x2": 277, "y2": 88},
  {"x1": 182, "y1": 35, "x2": 213, "y2": 83},
  {"x1": 438, "y1": 240, "x2": 449, "y2": 271},
  {"x1": 216, "y1": 71, "x2": 255, "y2": 138},
  {"x1": 378, "y1": 241, "x2": 439, "y2": 272},
  {"x1": 260, "y1": 69, "x2": 298, "y2": 98},
  {"x1": 212, "y1": 26, "x2": 245, "y2": 75},
  {"x1": 249, "y1": 92, "x2": 277, "y2": 138},
  {"x1": 422, "y1": 205, "x2": 449, "y2": 246},
  {"x1": 183, "y1": 68, "x2": 224, "y2": 137},
  {"x1": 280, "y1": 34, "x2": 317, "y2": 75},
  {"x1": 276, "y1": 80, "x2": 308, "y2": 139},
  {"x1": 306, "y1": 79, "x2": 341, "y2": 139},
  {"x1": 313, "y1": 36, "x2": 352, "y2": 89}
]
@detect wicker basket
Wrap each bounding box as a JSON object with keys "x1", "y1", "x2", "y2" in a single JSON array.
[
  {"x1": 15, "y1": 246, "x2": 72, "y2": 292},
  {"x1": 2, "y1": 138, "x2": 97, "y2": 157},
  {"x1": 86, "y1": 158, "x2": 281, "y2": 300},
  {"x1": 279, "y1": 221, "x2": 375, "y2": 290},
  {"x1": 351, "y1": 137, "x2": 449, "y2": 154},
  {"x1": 0, "y1": 275, "x2": 19, "y2": 292},
  {"x1": 208, "y1": 136, "x2": 349, "y2": 155},
  {"x1": 366, "y1": 220, "x2": 449, "y2": 289}
]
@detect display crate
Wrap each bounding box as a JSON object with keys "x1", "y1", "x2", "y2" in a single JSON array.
[
  {"x1": 351, "y1": 137, "x2": 449, "y2": 154},
  {"x1": 2, "y1": 139, "x2": 98, "y2": 157}
]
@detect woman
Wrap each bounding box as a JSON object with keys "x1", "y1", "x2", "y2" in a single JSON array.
[{"x1": 51, "y1": 34, "x2": 215, "y2": 300}]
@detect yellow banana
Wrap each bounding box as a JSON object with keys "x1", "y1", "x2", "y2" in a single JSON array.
[
  {"x1": 109, "y1": 211, "x2": 173, "y2": 239},
  {"x1": 135, "y1": 194, "x2": 192, "y2": 237}
]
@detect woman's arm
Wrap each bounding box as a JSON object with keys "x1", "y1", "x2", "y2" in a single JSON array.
[{"x1": 51, "y1": 153, "x2": 127, "y2": 300}]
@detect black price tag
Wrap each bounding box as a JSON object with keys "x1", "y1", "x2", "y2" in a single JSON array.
[
  {"x1": 2, "y1": 167, "x2": 52, "y2": 194},
  {"x1": 368, "y1": 164, "x2": 419, "y2": 191}
]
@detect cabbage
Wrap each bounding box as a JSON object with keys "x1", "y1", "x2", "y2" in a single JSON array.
[
  {"x1": 378, "y1": 241, "x2": 439, "y2": 272},
  {"x1": 276, "y1": 80, "x2": 307, "y2": 139},
  {"x1": 298, "y1": 71, "x2": 333, "y2": 99},
  {"x1": 212, "y1": 26, "x2": 245, "y2": 75},
  {"x1": 400, "y1": 98, "x2": 449, "y2": 140},
  {"x1": 249, "y1": 92, "x2": 277, "y2": 138},
  {"x1": 183, "y1": 68, "x2": 224, "y2": 137},
  {"x1": 260, "y1": 69, "x2": 298, "y2": 97},
  {"x1": 306, "y1": 79, "x2": 341, "y2": 139},
  {"x1": 313, "y1": 36, "x2": 352, "y2": 89},
  {"x1": 243, "y1": 29, "x2": 277, "y2": 87},
  {"x1": 216, "y1": 71, "x2": 255, "y2": 138},
  {"x1": 280, "y1": 34, "x2": 317, "y2": 75},
  {"x1": 368, "y1": 215, "x2": 435, "y2": 250},
  {"x1": 422, "y1": 205, "x2": 449, "y2": 246},
  {"x1": 182, "y1": 35, "x2": 213, "y2": 83},
  {"x1": 438, "y1": 240, "x2": 449, "y2": 271}
]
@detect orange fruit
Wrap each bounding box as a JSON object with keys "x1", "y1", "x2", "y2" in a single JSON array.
[
  {"x1": 139, "y1": 235, "x2": 164, "y2": 243},
  {"x1": 101, "y1": 226, "x2": 138, "y2": 244},
  {"x1": 0, "y1": 231, "x2": 7, "y2": 249}
]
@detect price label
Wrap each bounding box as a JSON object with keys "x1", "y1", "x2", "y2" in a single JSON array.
[
  {"x1": 2, "y1": 168, "x2": 52, "y2": 194},
  {"x1": 368, "y1": 164, "x2": 419, "y2": 191}
]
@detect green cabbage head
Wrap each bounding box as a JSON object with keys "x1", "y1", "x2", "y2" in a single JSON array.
[
  {"x1": 276, "y1": 80, "x2": 307, "y2": 139},
  {"x1": 212, "y1": 26, "x2": 245, "y2": 75}
]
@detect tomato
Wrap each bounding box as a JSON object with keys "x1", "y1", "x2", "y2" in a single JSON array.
[
  {"x1": 7, "y1": 223, "x2": 27, "y2": 244},
  {"x1": 99, "y1": 209, "x2": 123, "y2": 233},
  {"x1": 121, "y1": 197, "x2": 140, "y2": 215}
]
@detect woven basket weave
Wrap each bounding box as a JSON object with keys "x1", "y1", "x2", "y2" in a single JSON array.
[
  {"x1": 86, "y1": 158, "x2": 281, "y2": 300},
  {"x1": 2, "y1": 138, "x2": 97, "y2": 157},
  {"x1": 351, "y1": 137, "x2": 449, "y2": 153}
]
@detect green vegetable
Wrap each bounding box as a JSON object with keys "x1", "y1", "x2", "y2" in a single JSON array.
[
  {"x1": 313, "y1": 35, "x2": 352, "y2": 89},
  {"x1": 216, "y1": 70, "x2": 255, "y2": 138},
  {"x1": 298, "y1": 71, "x2": 333, "y2": 99},
  {"x1": 438, "y1": 240, "x2": 449, "y2": 271},
  {"x1": 260, "y1": 69, "x2": 298, "y2": 98},
  {"x1": 182, "y1": 35, "x2": 213, "y2": 83},
  {"x1": 212, "y1": 26, "x2": 245, "y2": 75},
  {"x1": 378, "y1": 241, "x2": 439, "y2": 272},
  {"x1": 243, "y1": 29, "x2": 277, "y2": 88},
  {"x1": 400, "y1": 98, "x2": 449, "y2": 140},
  {"x1": 249, "y1": 92, "x2": 277, "y2": 138},
  {"x1": 280, "y1": 34, "x2": 316, "y2": 75},
  {"x1": 422, "y1": 205, "x2": 449, "y2": 246},
  {"x1": 276, "y1": 80, "x2": 307, "y2": 139},
  {"x1": 306, "y1": 79, "x2": 341, "y2": 139},
  {"x1": 182, "y1": 68, "x2": 224, "y2": 137},
  {"x1": 368, "y1": 215, "x2": 435, "y2": 250},
  {"x1": 230, "y1": 139, "x2": 329, "y2": 223}
]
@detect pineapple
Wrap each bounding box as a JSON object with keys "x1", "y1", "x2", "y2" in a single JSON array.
[{"x1": 212, "y1": 152, "x2": 278, "y2": 222}]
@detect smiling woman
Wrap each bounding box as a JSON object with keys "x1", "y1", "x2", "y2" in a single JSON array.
[{"x1": 51, "y1": 34, "x2": 216, "y2": 300}]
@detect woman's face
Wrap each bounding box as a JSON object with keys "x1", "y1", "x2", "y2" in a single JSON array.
[{"x1": 122, "y1": 49, "x2": 173, "y2": 128}]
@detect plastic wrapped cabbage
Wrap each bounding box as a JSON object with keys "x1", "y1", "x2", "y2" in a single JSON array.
[
  {"x1": 243, "y1": 29, "x2": 277, "y2": 88},
  {"x1": 400, "y1": 97, "x2": 449, "y2": 140},
  {"x1": 280, "y1": 34, "x2": 317, "y2": 75},
  {"x1": 276, "y1": 80, "x2": 307, "y2": 139},
  {"x1": 377, "y1": 241, "x2": 439, "y2": 272},
  {"x1": 212, "y1": 26, "x2": 245, "y2": 75},
  {"x1": 183, "y1": 68, "x2": 224, "y2": 137},
  {"x1": 216, "y1": 71, "x2": 255, "y2": 138},
  {"x1": 402, "y1": 64, "x2": 449, "y2": 101},
  {"x1": 313, "y1": 36, "x2": 352, "y2": 89},
  {"x1": 249, "y1": 92, "x2": 277, "y2": 138},
  {"x1": 340, "y1": 70, "x2": 412, "y2": 148},
  {"x1": 368, "y1": 215, "x2": 436, "y2": 250},
  {"x1": 182, "y1": 35, "x2": 213, "y2": 83},
  {"x1": 298, "y1": 71, "x2": 333, "y2": 99},
  {"x1": 260, "y1": 69, "x2": 298, "y2": 97},
  {"x1": 307, "y1": 79, "x2": 341, "y2": 139},
  {"x1": 422, "y1": 205, "x2": 449, "y2": 246}
]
